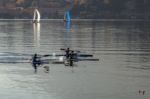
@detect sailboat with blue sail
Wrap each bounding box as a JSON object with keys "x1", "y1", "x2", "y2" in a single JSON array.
[{"x1": 64, "y1": 10, "x2": 71, "y2": 22}]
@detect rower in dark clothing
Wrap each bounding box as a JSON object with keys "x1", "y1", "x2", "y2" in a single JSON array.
[
  {"x1": 61, "y1": 48, "x2": 76, "y2": 66},
  {"x1": 69, "y1": 51, "x2": 74, "y2": 66},
  {"x1": 32, "y1": 53, "x2": 39, "y2": 73},
  {"x1": 65, "y1": 48, "x2": 70, "y2": 59}
]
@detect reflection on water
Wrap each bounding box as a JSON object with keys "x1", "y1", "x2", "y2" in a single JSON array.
[
  {"x1": 64, "y1": 21, "x2": 71, "y2": 48},
  {"x1": 0, "y1": 20, "x2": 150, "y2": 99},
  {"x1": 33, "y1": 23, "x2": 40, "y2": 49}
]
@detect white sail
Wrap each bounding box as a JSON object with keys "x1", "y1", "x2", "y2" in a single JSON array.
[{"x1": 33, "y1": 9, "x2": 41, "y2": 23}]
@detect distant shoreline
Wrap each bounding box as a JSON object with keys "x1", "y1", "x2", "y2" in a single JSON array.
[{"x1": 0, "y1": 19, "x2": 149, "y2": 22}]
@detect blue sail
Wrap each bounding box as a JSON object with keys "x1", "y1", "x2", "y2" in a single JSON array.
[
  {"x1": 65, "y1": 10, "x2": 71, "y2": 22},
  {"x1": 64, "y1": 0, "x2": 74, "y2": 22}
]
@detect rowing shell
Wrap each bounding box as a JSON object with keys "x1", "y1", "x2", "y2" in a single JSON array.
[{"x1": 0, "y1": 52, "x2": 99, "y2": 64}]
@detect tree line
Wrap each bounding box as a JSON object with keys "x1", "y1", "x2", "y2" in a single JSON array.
[{"x1": 0, "y1": 0, "x2": 149, "y2": 19}]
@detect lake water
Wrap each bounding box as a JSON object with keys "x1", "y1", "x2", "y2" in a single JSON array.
[{"x1": 0, "y1": 20, "x2": 150, "y2": 99}]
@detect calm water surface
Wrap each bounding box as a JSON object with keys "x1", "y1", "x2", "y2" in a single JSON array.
[{"x1": 0, "y1": 20, "x2": 150, "y2": 99}]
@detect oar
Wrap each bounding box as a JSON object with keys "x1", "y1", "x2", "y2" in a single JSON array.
[
  {"x1": 78, "y1": 54, "x2": 93, "y2": 57},
  {"x1": 60, "y1": 48, "x2": 80, "y2": 52},
  {"x1": 77, "y1": 58, "x2": 99, "y2": 61},
  {"x1": 42, "y1": 54, "x2": 52, "y2": 57},
  {"x1": 42, "y1": 54, "x2": 65, "y2": 57},
  {"x1": 32, "y1": 54, "x2": 52, "y2": 58},
  {"x1": 60, "y1": 48, "x2": 66, "y2": 50}
]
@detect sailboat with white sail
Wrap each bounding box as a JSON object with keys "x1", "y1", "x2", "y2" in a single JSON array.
[{"x1": 33, "y1": 9, "x2": 41, "y2": 23}]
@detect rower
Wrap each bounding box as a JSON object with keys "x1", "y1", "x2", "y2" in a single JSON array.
[
  {"x1": 65, "y1": 48, "x2": 70, "y2": 59},
  {"x1": 60, "y1": 48, "x2": 71, "y2": 59},
  {"x1": 69, "y1": 51, "x2": 74, "y2": 66},
  {"x1": 32, "y1": 53, "x2": 40, "y2": 73}
]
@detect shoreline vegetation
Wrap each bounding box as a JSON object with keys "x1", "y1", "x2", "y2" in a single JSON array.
[
  {"x1": 0, "y1": 19, "x2": 149, "y2": 22},
  {"x1": 0, "y1": 0, "x2": 149, "y2": 19}
]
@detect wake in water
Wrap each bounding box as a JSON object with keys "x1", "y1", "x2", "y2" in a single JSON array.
[{"x1": 0, "y1": 52, "x2": 32, "y2": 63}]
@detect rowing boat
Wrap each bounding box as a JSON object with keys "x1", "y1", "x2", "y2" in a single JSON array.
[{"x1": 0, "y1": 52, "x2": 99, "y2": 65}]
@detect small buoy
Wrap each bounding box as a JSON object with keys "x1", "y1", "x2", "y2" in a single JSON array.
[{"x1": 43, "y1": 66, "x2": 49, "y2": 73}]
